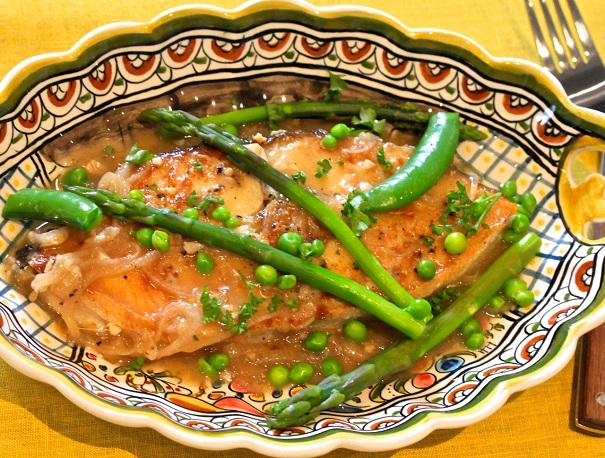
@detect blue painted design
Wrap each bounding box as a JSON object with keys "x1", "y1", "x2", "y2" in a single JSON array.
[{"x1": 436, "y1": 356, "x2": 465, "y2": 373}]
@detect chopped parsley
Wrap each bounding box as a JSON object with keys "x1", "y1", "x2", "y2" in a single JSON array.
[
  {"x1": 192, "y1": 159, "x2": 204, "y2": 172},
  {"x1": 104, "y1": 145, "x2": 115, "y2": 156},
  {"x1": 285, "y1": 298, "x2": 300, "y2": 309},
  {"x1": 125, "y1": 144, "x2": 155, "y2": 165},
  {"x1": 323, "y1": 71, "x2": 348, "y2": 102},
  {"x1": 431, "y1": 181, "x2": 501, "y2": 237},
  {"x1": 342, "y1": 189, "x2": 377, "y2": 236},
  {"x1": 200, "y1": 287, "x2": 224, "y2": 323},
  {"x1": 315, "y1": 159, "x2": 332, "y2": 178},
  {"x1": 268, "y1": 295, "x2": 283, "y2": 312},
  {"x1": 421, "y1": 235, "x2": 435, "y2": 247},
  {"x1": 352, "y1": 107, "x2": 387, "y2": 135},
  {"x1": 268, "y1": 295, "x2": 300, "y2": 312},
  {"x1": 200, "y1": 277, "x2": 265, "y2": 335},
  {"x1": 377, "y1": 147, "x2": 393, "y2": 172},
  {"x1": 122, "y1": 356, "x2": 145, "y2": 372}
]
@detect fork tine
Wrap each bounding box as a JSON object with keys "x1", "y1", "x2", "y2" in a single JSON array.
[
  {"x1": 538, "y1": 0, "x2": 569, "y2": 72},
  {"x1": 525, "y1": 0, "x2": 557, "y2": 73},
  {"x1": 552, "y1": 0, "x2": 582, "y2": 67},
  {"x1": 565, "y1": 0, "x2": 598, "y2": 61},
  {"x1": 527, "y1": 0, "x2": 605, "y2": 108}
]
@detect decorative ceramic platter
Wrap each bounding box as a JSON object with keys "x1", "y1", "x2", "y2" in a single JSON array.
[{"x1": 1, "y1": 1, "x2": 605, "y2": 456}]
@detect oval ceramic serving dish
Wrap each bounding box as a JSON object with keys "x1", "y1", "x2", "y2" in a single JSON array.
[{"x1": 1, "y1": 1, "x2": 605, "y2": 456}]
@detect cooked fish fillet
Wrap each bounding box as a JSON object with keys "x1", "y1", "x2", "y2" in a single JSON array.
[{"x1": 16, "y1": 129, "x2": 517, "y2": 360}]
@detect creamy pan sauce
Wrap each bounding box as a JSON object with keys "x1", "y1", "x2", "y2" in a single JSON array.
[{"x1": 5, "y1": 118, "x2": 516, "y2": 392}]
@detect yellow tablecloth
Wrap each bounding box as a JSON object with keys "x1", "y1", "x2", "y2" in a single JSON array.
[{"x1": 0, "y1": 0, "x2": 604, "y2": 456}]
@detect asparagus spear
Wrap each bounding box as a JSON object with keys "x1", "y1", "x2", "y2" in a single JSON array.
[
  {"x1": 198, "y1": 101, "x2": 487, "y2": 141},
  {"x1": 138, "y1": 108, "x2": 417, "y2": 310},
  {"x1": 59, "y1": 186, "x2": 425, "y2": 339},
  {"x1": 266, "y1": 232, "x2": 542, "y2": 428}
]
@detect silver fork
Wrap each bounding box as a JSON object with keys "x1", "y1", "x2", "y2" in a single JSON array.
[{"x1": 525, "y1": 0, "x2": 605, "y2": 111}]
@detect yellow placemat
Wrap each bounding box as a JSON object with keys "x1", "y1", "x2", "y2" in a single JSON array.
[{"x1": 0, "y1": 1, "x2": 604, "y2": 457}]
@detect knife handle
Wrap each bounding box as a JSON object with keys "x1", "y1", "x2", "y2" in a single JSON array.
[{"x1": 575, "y1": 324, "x2": 605, "y2": 433}]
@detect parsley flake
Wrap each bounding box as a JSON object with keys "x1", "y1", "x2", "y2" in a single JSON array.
[
  {"x1": 431, "y1": 181, "x2": 501, "y2": 237},
  {"x1": 125, "y1": 144, "x2": 155, "y2": 165},
  {"x1": 352, "y1": 107, "x2": 387, "y2": 134},
  {"x1": 200, "y1": 278, "x2": 265, "y2": 335},
  {"x1": 192, "y1": 159, "x2": 204, "y2": 172},
  {"x1": 123, "y1": 356, "x2": 145, "y2": 372},
  {"x1": 377, "y1": 146, "x2": 393, "y2": 172},
  {"x1": 342, "y1": 190, "x2": 377, "y2": 236},
  {"x1": 323, "y1": 71, "x2": 349, "y2": 102},
  {"x1": 315, "y1": 159, "x2": 332, "y2": 178},
  {"x1": 268, "y1": 295, "x2": 284, "y2": 312}
]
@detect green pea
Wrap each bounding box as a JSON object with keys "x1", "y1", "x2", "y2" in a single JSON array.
[
  {"x1": 277, "y1": 274, "x2": 297, "y2": 290},
  {"x1": 310, "y1": 239, "x2": 325, "y2": 257},
  {"x1": 278, "y1": 232, "x2": 304, "y2": 256},
  {"x1": 182, "y1": 207, "x2": 200, "y2": 219},
  {"x1": 62, "y1": 167, "x2": 88, "y2": 187},
  {"x1": 466, "y1": 332, "x2": 485, "y2": 350},
  {"x1": 330, "y1": 123, "x2": 353, "y2": 140},
  {"x1": 500, "y1": 180, "x2": 517, "y2": 198},
  {"x1": 268, "y1": 365, "x2": 289, "y2": 388},
  {"x1": 460, "y1": 317, "x2": 480, "y2": 337},
  {"x1": 322, "y1": 134, "x2": 338, "y2": 149},
  {"x1": 343, "y1": 319, "x2": 368, "y2": 342},
  {"x1": 221, "y1": 124, "x2": 239, "y2": 137},
  {"x1": 196, "y1": 251, "x2": 214, "y2": 274},
  {"x1": 63, "y1": 167, "x2": 89, "y2": 187},
  {"x1": 406, "y1": 298, "x2": 432, "y2": 320},
  {"x1": 299, "y1": 242, "x2": 313, "y2": 259},
  {"x1": 515, "y1": 289, "x2": 535, "y2": 307},
  {"x1": 128, "y1": 189, "x2": 145, "y2": 202},
  {"x1": 516, "y1": 203, "x2": 531, "y2": 218},
  {"x1": 211, "y1": 205, "x2": 231, "y2": 222},
  {"x1": 321, "y1": 357, "x2": 343, "y2": 377},
  {"x1": 444, "y1": 231, "x2": 467, "y2": 254},
  {"x1": 299, "y1": 239, "x2": 325, "y2": 260},
  {"x1": 519, "y1": 192, "x2": 537, "y2": 215},
  {"x1": 255, "y1": 264, "x2": 278, "y2": 286},
  {"x1": 198, "y1": 357, "x2": 218, "y2": 377},
  {"x1": 135, "y1": 227, "x2": 154, "y2": 248},
  {"x1": 151, "y1": 230, "x2": 170, "y2": 252},
  {"x1": 289, "y1": 362, "x2": 314, "y2": 384},
  {"x1": 304, "y1": 332, "x2": 329, "y2": 352},
  {"x1": 224, "y1": 215, "x2": 239, "y2": 229},
  {"x1": 503, "y1": 278, "x2": 527, "y2": 302},
  {"x1": 510, "y1": 213, "x2": 530, "y2": 234},
  {"x1": 207, "y1": 353, "x2": 230, "y2": 372},
  {"x1": 488, "y1": 295, "x2": 506, "y2": 310},
  {"x1": 502, "y1": 228, "x2": 524, "y2": 244},
  {"x1": 416, "y1": 259, "x2": 436, "y2": 280}
]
